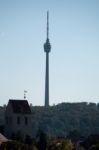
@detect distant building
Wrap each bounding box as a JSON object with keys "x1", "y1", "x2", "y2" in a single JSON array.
[
  {"x1": 5, "y1": 99, "x2": 33, "y2": 139},
  {"x1": 44, "y1": 11, "x2": 51, "y2": 107}
]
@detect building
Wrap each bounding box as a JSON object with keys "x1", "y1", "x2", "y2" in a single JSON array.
[
  {"x1": 44, "y1": 11, "x2": 51, "y2": 106},
  {"x1": 5, "y1": 99, "x2": 33, "y2": 139}
]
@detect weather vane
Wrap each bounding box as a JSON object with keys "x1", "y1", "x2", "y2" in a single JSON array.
[{"x1": 24, "y1": 90, "x2": 27, "y2": 99}]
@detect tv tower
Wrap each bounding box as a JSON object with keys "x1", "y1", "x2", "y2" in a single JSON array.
[{"x1": 44, "y1": 11, "x2": 51, "y2": 106}]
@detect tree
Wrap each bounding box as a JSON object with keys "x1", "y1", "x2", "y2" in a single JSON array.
[{"x1": 37, "y1": 130, "x2": 47, "y2": 150}]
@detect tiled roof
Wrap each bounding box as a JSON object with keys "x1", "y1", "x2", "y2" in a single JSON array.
[
  {"x1": 0, "y1": 133, "x2": 8, "y2": 145},
  {"x1": 8, "y1": 99, "x2": 31, "y2": 114}
]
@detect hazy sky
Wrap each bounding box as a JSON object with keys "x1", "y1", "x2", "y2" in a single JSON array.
[{"x1": 0, "y1": 0, "x2": 99, "y2": 106}]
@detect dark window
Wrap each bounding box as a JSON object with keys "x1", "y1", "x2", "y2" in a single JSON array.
[
  {"x1": 6, "y1": 117, "x2": 8, "y2": 124},
  {"x1": 17, "y1": 116, "x2": 20, "y2": 124},
  {"x1": 25, "y1": 117, "x2": 28, "y2": 125},
  {"x1": 10, "y1": 117, "x2": 12, "y2": 124}
]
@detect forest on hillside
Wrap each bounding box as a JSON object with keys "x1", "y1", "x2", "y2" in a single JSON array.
[
  {"x1": 30, "y1": 102, "x2": 99, "y2": 138},
  {"x1": 1, "y1": 102, "x2": 99, "y2": 138}
]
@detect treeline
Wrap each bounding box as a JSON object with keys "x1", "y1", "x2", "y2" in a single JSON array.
[
  {"x1": 1, "y1": 102, "x2": 99, "y2": 138},
  {"x1": 0, "y1": 106, "x2": 5, "y2": 125},
  {"x1": 31, "y1": 102, "x2": 99, "y2": 138}
]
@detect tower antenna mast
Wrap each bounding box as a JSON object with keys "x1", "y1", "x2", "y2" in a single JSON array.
[{"x1": 47, "y1": 11, "x2": 49, "y2": 39}]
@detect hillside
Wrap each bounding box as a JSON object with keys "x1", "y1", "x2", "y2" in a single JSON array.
[
  {"x1": 31, "y1": 102, "x2": 99, "y2": 137},
  {"x1": 1, "y1": 102, "x2": 99, "y2": 138}
]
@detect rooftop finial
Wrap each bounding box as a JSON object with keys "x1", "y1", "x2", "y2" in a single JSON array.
[
  {"x1": 47, "y1": 11, "x2": 49, "y2": 39},
  {"x1": 24, "y1": 90, "x2": 27, "y2": 99}
]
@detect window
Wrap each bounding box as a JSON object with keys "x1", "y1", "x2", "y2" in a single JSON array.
[
  {"x1": 6, "y1": 117, "x2": 8, "y2": 124},
  {"x1": 10, "y1": 117, "x2": 12, "y2": 124},
  {"x1": 25, "y1": 117, "x2": 28, "y2": 125},
  {"x1": 17, "y1": 116, "x2": 20, "y2": 124},
  {"x1": 6, "y1": 116, "x2": 12, "y2": 124}
]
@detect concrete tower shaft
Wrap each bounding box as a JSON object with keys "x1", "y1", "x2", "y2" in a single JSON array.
[{"x1": 44, "y1": 11, "x2": 51, "y2": 107}]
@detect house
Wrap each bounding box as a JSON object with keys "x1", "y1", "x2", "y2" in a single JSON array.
[{"x1": 5, "y1": 99, "x2": 33, "y2": 139}]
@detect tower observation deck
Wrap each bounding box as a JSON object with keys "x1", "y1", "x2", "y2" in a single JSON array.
[{"x1": 44, "y1": 11, "x2": 51, "y2": 106}]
